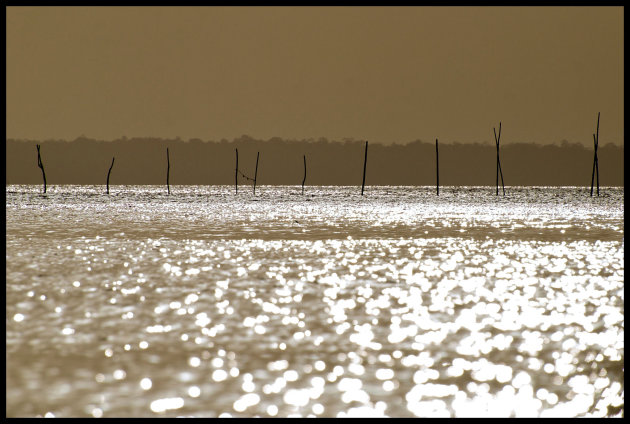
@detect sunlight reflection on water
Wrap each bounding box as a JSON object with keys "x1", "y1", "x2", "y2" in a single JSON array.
[{"x1": 6, "y1": 185, "x2": 624, "y2": 417}]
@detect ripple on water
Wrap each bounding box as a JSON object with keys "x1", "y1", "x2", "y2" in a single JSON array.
[{"x1": 6, "y1": 185, "x2": 624, "y2": 417}]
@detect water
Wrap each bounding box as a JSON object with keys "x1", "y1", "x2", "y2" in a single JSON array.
[{"x1": 6, "y1": 185, "x2": 624, "y2": 417}]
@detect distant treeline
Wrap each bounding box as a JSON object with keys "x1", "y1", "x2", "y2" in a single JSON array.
[{"x1": 5, "y1": 136, "x2": 624, "y2": 186}]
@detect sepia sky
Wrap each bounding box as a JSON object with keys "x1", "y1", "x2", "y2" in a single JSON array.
[{"x1": 6, "y1": 6, "x2": 624, "y2": 146}]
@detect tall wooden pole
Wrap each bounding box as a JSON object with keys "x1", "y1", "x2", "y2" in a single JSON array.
[
  {"x1": 435, "y1": 138, "x2": 439, "y2": 196},
  {"x1": 166, "y1": 148, "x2": 170, "y2": 195},
  {"x1": 253, "y1": 152, "x2": 259, "y2": 195},
  {"x1": 590, "y1": 112, "x2": 600, "y2": 197},
  {"x1": 302, "y1": 155, "x2": 306, "y2": 195},
  {"x1": 106, "y1": 156, "x2": 115, "y2": 195},
  {"x1": 494, "y1": 123, "x2": 505, "y2": 196},
  {"x1": 36, "y1": 144, "x2": 47, "y2": 194},
  {"x1": 235, "y1": 148, "x2": 238, "y2": 194},
  {"x1": 361, "y1": 141, "x2": 368, "y2": 196},
  {"x1": 495, "y1": 132, "x2": 499, "y2": 196}
]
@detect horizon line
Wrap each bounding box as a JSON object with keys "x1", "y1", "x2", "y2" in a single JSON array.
[{"x1": 6, "y1": 136, "x2": 624, "y2": 148}]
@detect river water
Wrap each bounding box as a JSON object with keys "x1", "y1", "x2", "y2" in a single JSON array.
[{"x1": 5, "y1": 185, "x2": 624, "y2": 417}]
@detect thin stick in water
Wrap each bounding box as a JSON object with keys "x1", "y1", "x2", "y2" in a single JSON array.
[
  {"x1": 494, "y1": 123, "x2": 505, "y2": 196},
  {"x1": 590, "y1": 112, "x2": 601, "y2": 196},
  {"x1": 591, "y1": 133, "x2": 600, "y2": 197},
  {"x1": 253, "y1": 151, "x2": 259, "y2": 195},
  {"x1": 302, "y1": 155, "x2": 306, "y2": 195},
  {"x1": 361, "y1": 141, "x2": 368, "y2": 196},
  {"x1": 492, "y1": 128, "x2": 499, "y2": 196},
  {"x1": 36, "y1": 144, "x2": 47, "y2": 193},
  {"x1": 590, "y1": 134, "x2": 597, "y2": 197},
  {"x1": 106, "y1": 156, "x2": 115, "y2": 195}
]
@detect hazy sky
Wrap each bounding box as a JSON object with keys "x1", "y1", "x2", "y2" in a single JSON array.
[{"x1": 6, "y1": 6, "x2": 624, "y2": 145}]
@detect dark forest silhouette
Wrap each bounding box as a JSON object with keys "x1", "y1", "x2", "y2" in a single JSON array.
[{"x1": 6, "y1": 136, "x2": 624, "y2": 187}]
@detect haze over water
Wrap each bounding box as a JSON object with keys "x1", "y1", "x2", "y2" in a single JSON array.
[{"x1": 6, "y1": 185, "x2": 624, "y2": 417}]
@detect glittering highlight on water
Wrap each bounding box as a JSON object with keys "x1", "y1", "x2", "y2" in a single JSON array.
[{"x1": 6, "y1": 185, "x2": 624, "y2": 417}]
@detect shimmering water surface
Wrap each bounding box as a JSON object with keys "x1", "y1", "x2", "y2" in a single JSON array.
[{"x1": 6, "y1": 185, "x2": 624, "y2": 417}]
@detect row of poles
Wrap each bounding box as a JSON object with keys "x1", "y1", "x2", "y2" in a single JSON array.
[{"x1": 34, "y1": 115, "x2": 603, "y2": 197}]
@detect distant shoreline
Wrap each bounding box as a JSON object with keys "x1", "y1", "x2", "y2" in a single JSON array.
[{"x1": 6, "y1": 137, "x2": 624, "y2": 187}]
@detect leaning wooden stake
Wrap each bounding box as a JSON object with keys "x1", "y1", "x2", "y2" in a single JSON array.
[
  {"x1": 106, "y1": 156, "x2": 115, "y2": 195},
  {"x1": 166, "y1": 148, "x2": 170, "y2": 195},
  {"x1": 235, "y1": 148, "x2": 239, "y2": 194},
  {"x1": 435, "y1": 138, "x2": 439, "y2": 196},
  {"x1": 302, "y1": 155, "x2": 307, "y2": 195},
  {"x1": 493, "y1": 123, "x2": 505, "y2": 196},
  {"x1": 253, "y1": 152, "x2": 260, "y2": 195},
  {"x1": 590, "y1": 112, "x2": 600, "y2": 197},
  {"x1": 361, "y1": 141, "x2": 368, "y2": 195},
  {"x1": 36, "y1": 144, "x2": 47, "y2": 193}
]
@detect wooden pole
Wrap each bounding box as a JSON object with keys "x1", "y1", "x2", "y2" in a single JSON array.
[
  {"x1": 500, "y1": 124, "x2": 505, "y2": 196},
  {"x1": 590, "y1": 134, "x2": 597, "y2": 196},
  {"x1": 435, "y1": 138, "x2": 439, "y2": 196},
  {"x1": 590, "y1": 112, "x2": 600, "y2": 197},
  {"x1": 494, "y1": 123, "x2": 505, "y2": 196},
  {"x1": 595, "y1": 141, "x2": 600, "y2": 197},
  {"x1": 253, "y1": 151, "x2": 259, "y2": 195},
  {"x1": 106, "y1": 156, "x2": 115, "y2": 195},
  {"x1": 235, "y1": 148, "x2": 238, "y2": 194},
  {"x1": 361, "y1": 141, "x2": 368, "y2": 196},
  {"x1": 492, "y1": 128, "x2": 499, "y2": 196},
  {"x1": 36, "y1": 144, "x2": 47, "y2": 193},
  {"x1": 166, "y1": 148, "x2": 170, "y2": 195},
  {"x1": 302, "y1": 155, "x2": 306, "y2": 195}
]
